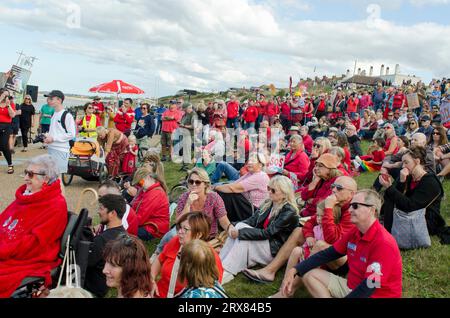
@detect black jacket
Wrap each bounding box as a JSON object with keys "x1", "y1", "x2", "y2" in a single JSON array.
[
  {"x1": 384, "y1": 173, "x2": 445, "y2": 235},
  {"x1": 347, "y1": 134, "x2": 363, "y2": 158},
  {"x1": 236, "y1": 202, "x2": 299, "y2": 257}
]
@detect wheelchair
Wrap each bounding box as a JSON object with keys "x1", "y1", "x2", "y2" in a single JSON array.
[{"x1": 11, "y1": 209, "x2": 90, "y2": 298}]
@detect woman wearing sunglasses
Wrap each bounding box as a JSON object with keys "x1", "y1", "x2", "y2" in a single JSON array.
[
  {"x1": 152, "y1": 168, "x2": 231, "y2": 258},
  {"x1": 404, "y1": 119, "x2": 419, "y2": 140},
  {"x1": 0, "y1": 154, "x2": 67, "y2": 297},
  {"x1": 78, "y1": 102, "x2": 101, "y2": 138},
  {"x1": 220, "y1": 175, "x2": 299, "y2": 285},
  {"x1": 18, "y1": 94, "x2": 35, "y2": 152}
]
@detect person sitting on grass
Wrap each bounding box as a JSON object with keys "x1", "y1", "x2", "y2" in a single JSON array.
[
  {"x1": 213, "y1": 152, "x2": 270, "y2": 222},
  {"x1": 103, "y1": 234, "x2": 153, "y2": 298},
  {"x1": 220, "y1": 176, "x2": 299, "y2": 285},
  {"x1": 284, "y1": 190, "x2": 402, "y2": 298},
  {"x1": 353, "y1": 137, "x2": 386, "y2": 173},
  {"x1": 176, "y1": 239, "x2": 228, "y2": 298},
  {"x1": 150, "y1": 212, "x2": 223, "y2": 298},
  {"x1": 243, "y1": 176, "x2": 356, "y2": 287}
]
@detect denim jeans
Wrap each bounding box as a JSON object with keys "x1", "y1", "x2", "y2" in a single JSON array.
[
  {"x1": 226, "y1": 118, "x2": 239, "y2": 129},
  {"x1": 211, "y1": 161, "x2": 240, "y2": 184}
]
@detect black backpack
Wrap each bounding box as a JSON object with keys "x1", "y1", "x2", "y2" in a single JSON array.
[{"x1": 60, "y1": 110, "x2": 75, "y2": 148}]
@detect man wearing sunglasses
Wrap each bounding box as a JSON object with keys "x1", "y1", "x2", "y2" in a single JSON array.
[{"x1": 286, "y1": 189, "x2": 402, "y2": 298}]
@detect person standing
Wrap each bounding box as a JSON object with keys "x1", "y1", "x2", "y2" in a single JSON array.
[
  {"x1": 0, "y1": 89, "x2": 15, "y2": 174},
  {"x1": 161, "y1": 100, "x2": 182, "y2": 162},
  {"x1": 39, "y1": 97, "x2": 54, "y2": 138},
  {"x1": 43, "y1": 90, "x2": 76, "y2": 178},
  {"x1": 18, "y1": 95, "x2": 35, "y2": 152}
]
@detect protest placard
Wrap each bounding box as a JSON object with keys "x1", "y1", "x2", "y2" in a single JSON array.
[
  {"x1": 267, "y1": 153, "x2": 285, "y2": 174},
  {"x1": 441, "y1": 100, "x2": 450, "y2": 125},
  {"x1": 406, "y1": 93, "x2": 420, "y2": 109}
]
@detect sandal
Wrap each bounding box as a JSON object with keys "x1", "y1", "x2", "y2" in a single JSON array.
[{"x1": 7, "y1": 166, "x2": 14, "y2": 174}]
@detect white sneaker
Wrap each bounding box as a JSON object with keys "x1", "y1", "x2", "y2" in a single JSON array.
[{"x1": 221, "y1": 270, "x2": 235, "y2": 285}]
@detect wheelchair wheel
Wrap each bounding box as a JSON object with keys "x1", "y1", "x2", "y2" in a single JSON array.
[
  {"x1": 169, "y1": 184, "x2": 188, "y2": 204},
  {"x1": 61, "y1": 173, "x2": 73, "y2": 186},
  {"x1": 98, "y1": 164, "x2": 109, "y2": 184}
]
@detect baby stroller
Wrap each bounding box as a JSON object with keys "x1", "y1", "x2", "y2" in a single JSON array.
[{"x1": 62, "y1": 137, "x2": 108, "y2": 186}]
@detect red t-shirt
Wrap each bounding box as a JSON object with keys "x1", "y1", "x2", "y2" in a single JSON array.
[
  {"x1": 372, "y1": 150, "x2": 386, "y2": 163},
  {"x1": 157, "y1": 237, "x2": 223, "y2": 298},
  {"x1": 393, "y1": 93, "x2": 405, "y2": 109},
  {"x1": 92, "y1": 101, "x2": 105, "y2": 113},
  {"x1": 226, "y1": 101, "x2": 239, "y2": 119},
  {"x1": 0, "y1": 104, "x2": 15, "y2": 123},
  {"x1": 333, "y1": 220, "x2": 402, "y2": 298},
  {"x1": 243, "y1": 106, "x2": 258, "y2": 123},
  {"x1": 258, "y1": 101, "x2": 268, "y2": 116}
]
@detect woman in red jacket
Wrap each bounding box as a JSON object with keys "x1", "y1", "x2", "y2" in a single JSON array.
[
  {"x1": 277, "y1": 135, "x2": 310, "y2": 190},
  {"x1": 131, "y1": 167, "x2": 169, "y2": 241},
  {"x1": 0, "y1": 154, "x2": 67, "y2": 297}
]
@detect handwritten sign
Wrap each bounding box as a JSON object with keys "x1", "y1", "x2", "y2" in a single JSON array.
[
  {"x1": 441, "y1": 100, "x2": 450, "y2": 125},
  {"x1": 406, "y1": 93, "x2": 420, "y2": 109},
  {"x1": 267, "y1": 154, "x2": 285, "y2": 174}
]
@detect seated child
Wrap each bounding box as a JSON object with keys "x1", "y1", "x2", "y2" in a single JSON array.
[{"x1": 353, "y1": 137, "x2": 386, "y2": 172}]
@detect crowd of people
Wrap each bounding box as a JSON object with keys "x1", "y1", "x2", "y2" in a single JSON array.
[{"x1": 0, "y1": 77, "x2": 449, "y2": 298}]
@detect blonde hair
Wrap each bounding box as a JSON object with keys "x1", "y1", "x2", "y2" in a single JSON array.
[
  {"x1": 329, "y1": 146, "x2": 345, "y2": 162},
  {"x1": 96, "y1": 126, "x2": 107, "y2": 136},
  {"x1": 316, "y1": 200, "x2": 342, "y2": 223},
  {"x1": 196, "y1": 102, "x2": 207, "y2": 112},
  {"x1": 128, "y1": 135, "x2": 137, "y2": 143},
  {"x1": 132, "y1": 166, "x2": 168, "y2": 193},
  {"x1": 47, "y1": 287, "x2": 93, "y2": 298},
  {"x1": 314, "y1": 137, "x2": 332, "y2": 153},
  {"x1": 142, "y1": 150, "x2": 165, "y2": 179},
  {"x1": 259, "y1": 175, "x2": 299, "y2": 217},
  {"x1": 178, "y1": 239, "x2": 219, "y2": 288},
  {"x1": 188, "y1": 167, "x2": 211, "y2": 193},
  {"x1": 356, "y1": 189, "x2": 383, "y2": 218}
]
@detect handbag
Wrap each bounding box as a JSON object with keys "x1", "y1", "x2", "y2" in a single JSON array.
[{"x1": 391, "y1": 193, "x2": 440, "y2": 250}]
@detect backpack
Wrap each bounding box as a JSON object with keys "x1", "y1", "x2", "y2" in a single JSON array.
[{"x1": 61, "y1": 110, "x2": 75, "y2": 148}]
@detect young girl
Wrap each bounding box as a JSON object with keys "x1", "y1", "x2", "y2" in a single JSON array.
[
  {"x1": 353, "y1": 137, "x2": 386, "y2": 172},
  {"x1": 122, "y1": 135, "x2": 139, "y2": 175}
]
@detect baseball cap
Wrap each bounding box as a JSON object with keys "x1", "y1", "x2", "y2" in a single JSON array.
[
  {"x1": 421, "y1": 115, "x2": 431, "y2": 121},
  {"x1": 289, "y1": 126, "x2": 300, "y2": 131},
  {"x1": 44, "y1": 90, "x2": 65, "y2": 102}
]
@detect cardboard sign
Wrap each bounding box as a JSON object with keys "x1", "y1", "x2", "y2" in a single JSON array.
[
  {"x1": 267, "y1": 154, "x2": 285, "y2": 174},
  {"x1": 406, "y1": 93, "x2": 420, "y2": 109},
  {"x1": 441, "y1": 100, "x2": 450, "y2": 125},
  {"x1": 4, "y1": 65, "x2": 31, "y2": 94}
]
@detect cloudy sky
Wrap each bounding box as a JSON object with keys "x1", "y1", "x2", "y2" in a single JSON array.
[{"x1": 0, "y1": 0, "x2": 449, "y2": 98}]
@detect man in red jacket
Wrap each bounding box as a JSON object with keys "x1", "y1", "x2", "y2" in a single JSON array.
[
  {"x1": 226, "y1": 95, "x2": 240, "y2": 129},
  {"x1": 243, "y1": 176, "x2": 357, "y2": 287}
]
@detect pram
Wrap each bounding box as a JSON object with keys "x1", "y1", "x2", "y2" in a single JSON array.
[{"x1": 62, "y1": 137, "x2": 108, "y2": 186}]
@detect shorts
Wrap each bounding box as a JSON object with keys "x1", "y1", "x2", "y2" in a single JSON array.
[
  {"x1": 327, "y1": 273, "x2": 352, "y2": 298},
  {"x1": 12, "y1": 123, "x2": 19, "y2": 135},
  {"x1": 47, "y1": 148, "x2": 69, "y2": 174}
]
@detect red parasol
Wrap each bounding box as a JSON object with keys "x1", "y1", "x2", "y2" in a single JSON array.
[{"x1": 88, "y1": 80, "x2": 145, "y2": 94}]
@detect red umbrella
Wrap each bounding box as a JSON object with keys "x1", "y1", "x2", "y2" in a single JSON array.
[{"x1": 88, "y1": 80, "x2": 145, "y2": 94}]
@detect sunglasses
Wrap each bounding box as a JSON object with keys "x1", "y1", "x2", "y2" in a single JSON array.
[
  {"x1": 433, "y1": 132, "x2": 440, "y2": 136},
  {"x1": 331, "y1": 183, "x2": 350, "y2": 191},
  {"x1": 188, "y1": 179, "x2": 203, "y2": 186},
  {"x1": 141, "y1": 107, "x2": 147, "y2": 110},
  {"x1": 267, "y1": 186, "x2": 276, "y2": 194},
  {"x1": 24, "y1": 169, "x2": 46, "y2": 178},
  {"x1": 87, "y1": 107, "x2": 94, "y2": 109},
  {"x1": 409, "y1": 122, "x2": 416, "y2": 125},
  {"x1": 313, "y1": 143, "x2": 322, "y2": 148},
  {"x1": 350, "y1": 202, "x2": 374, "y2": 210}
]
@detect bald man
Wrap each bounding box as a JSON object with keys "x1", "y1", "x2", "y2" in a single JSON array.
[{"x1": 242, "y1": 176, "x2": 357, "y2": 288}]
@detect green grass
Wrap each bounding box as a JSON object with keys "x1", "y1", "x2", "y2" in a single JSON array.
[{"x1": 112, "y1": 144, "x2": 450, "y2": 298}]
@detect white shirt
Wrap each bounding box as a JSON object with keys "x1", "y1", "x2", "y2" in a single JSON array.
[{"x1": 48, "y1": 109, "x2": 76, "y2": 152}]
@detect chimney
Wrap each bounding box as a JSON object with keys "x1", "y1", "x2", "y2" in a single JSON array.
[
  {"x1": 386, "y1": 67, "x2": 390, "y2": 75},
  {"x1": 361, "y1": 70, "x2": 366, "y2": 76},
  {"x1": 395, "y1": 64, "x2": 400, "y2": 74},
  {"x1": 357, "y1": 68, "x2": 361, "y2": 75},
  {"x1": 346, "y1": 69, "x2": 350, "y2": 77},
  {"x1": 369, "y1": 66, "x2": 373, "y2": 76},
  {"x1": 380, "y1": 64, "x2": 385, "y2": 76}
]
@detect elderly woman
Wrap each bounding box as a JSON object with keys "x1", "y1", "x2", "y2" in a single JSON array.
[
  {"x1": 0, "y1": 154, "x2": 67, "y2": 297},
  {"x1": 382, "y1": 123, "x2": 400, "y2": 158},
  {"x1": 359, "y1": 112, "x2": 378, "y2": 140},
  {"x1": 97, "y1": 126, "x2": 129, "y2": 177},
  {"x1": 214, "y1": 152, "x2": 270, "y2": 222},
  {"x1": 131, "y1": 167, "x2": 170, "y2": 241},
  {"x1": 274, "y1": 135, "x2": 310, "y2": 190},
  {"x1": 220, "y1": 176, "x2": 299, "y2": 284},
  {"x1": 150, "y1": 212, "x2": 223, "y2": 298},
  {"x1": 78, "y1": 102, "x2": 101, "y2": 138},
  {"x1": 379, "y1": 147, "x2": 446, "y2": 237}
]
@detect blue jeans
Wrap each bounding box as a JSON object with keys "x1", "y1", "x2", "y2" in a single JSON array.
[
  {"x1": 211, "y1": 161, "x2": 240, "y2": 184},
  {"x1": 154, "y1": 227, "x2": 177, "y2": 254},
  {"x1": 226, "y1": 118, "x2": 239, "y2": 129},
  {"x1": 243, "y1": 122, "x2": 255, "y2": 130},
  {"x1": 138, "y1": 227, "x2": 155, "y2": 241}
]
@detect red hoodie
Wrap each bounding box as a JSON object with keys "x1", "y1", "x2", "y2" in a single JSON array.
[
  {"x1": 298, "y1": 177, "x2": 337, "y2": 217},
  {"x1": 302, "y1": 203, "x2": 355, "y2": 244},
  {"x1": 226, "y1": 101, "x2": 239, "y2": 119},
  {"x1": 132, "y1": 182, "x2": 169, "y2": 238},
  {"x1": 114, "y1": 108, "x2": 135, "y2": 132},
  {"x1": 266, "y1": 102, "x2": 279, "y2": 117},
  {"x1": 243, "y1": 106, "x2": 258, "y2": 123},
  {"x1": 0, "y1": 181, "x2": 67, "y2": 297}
]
